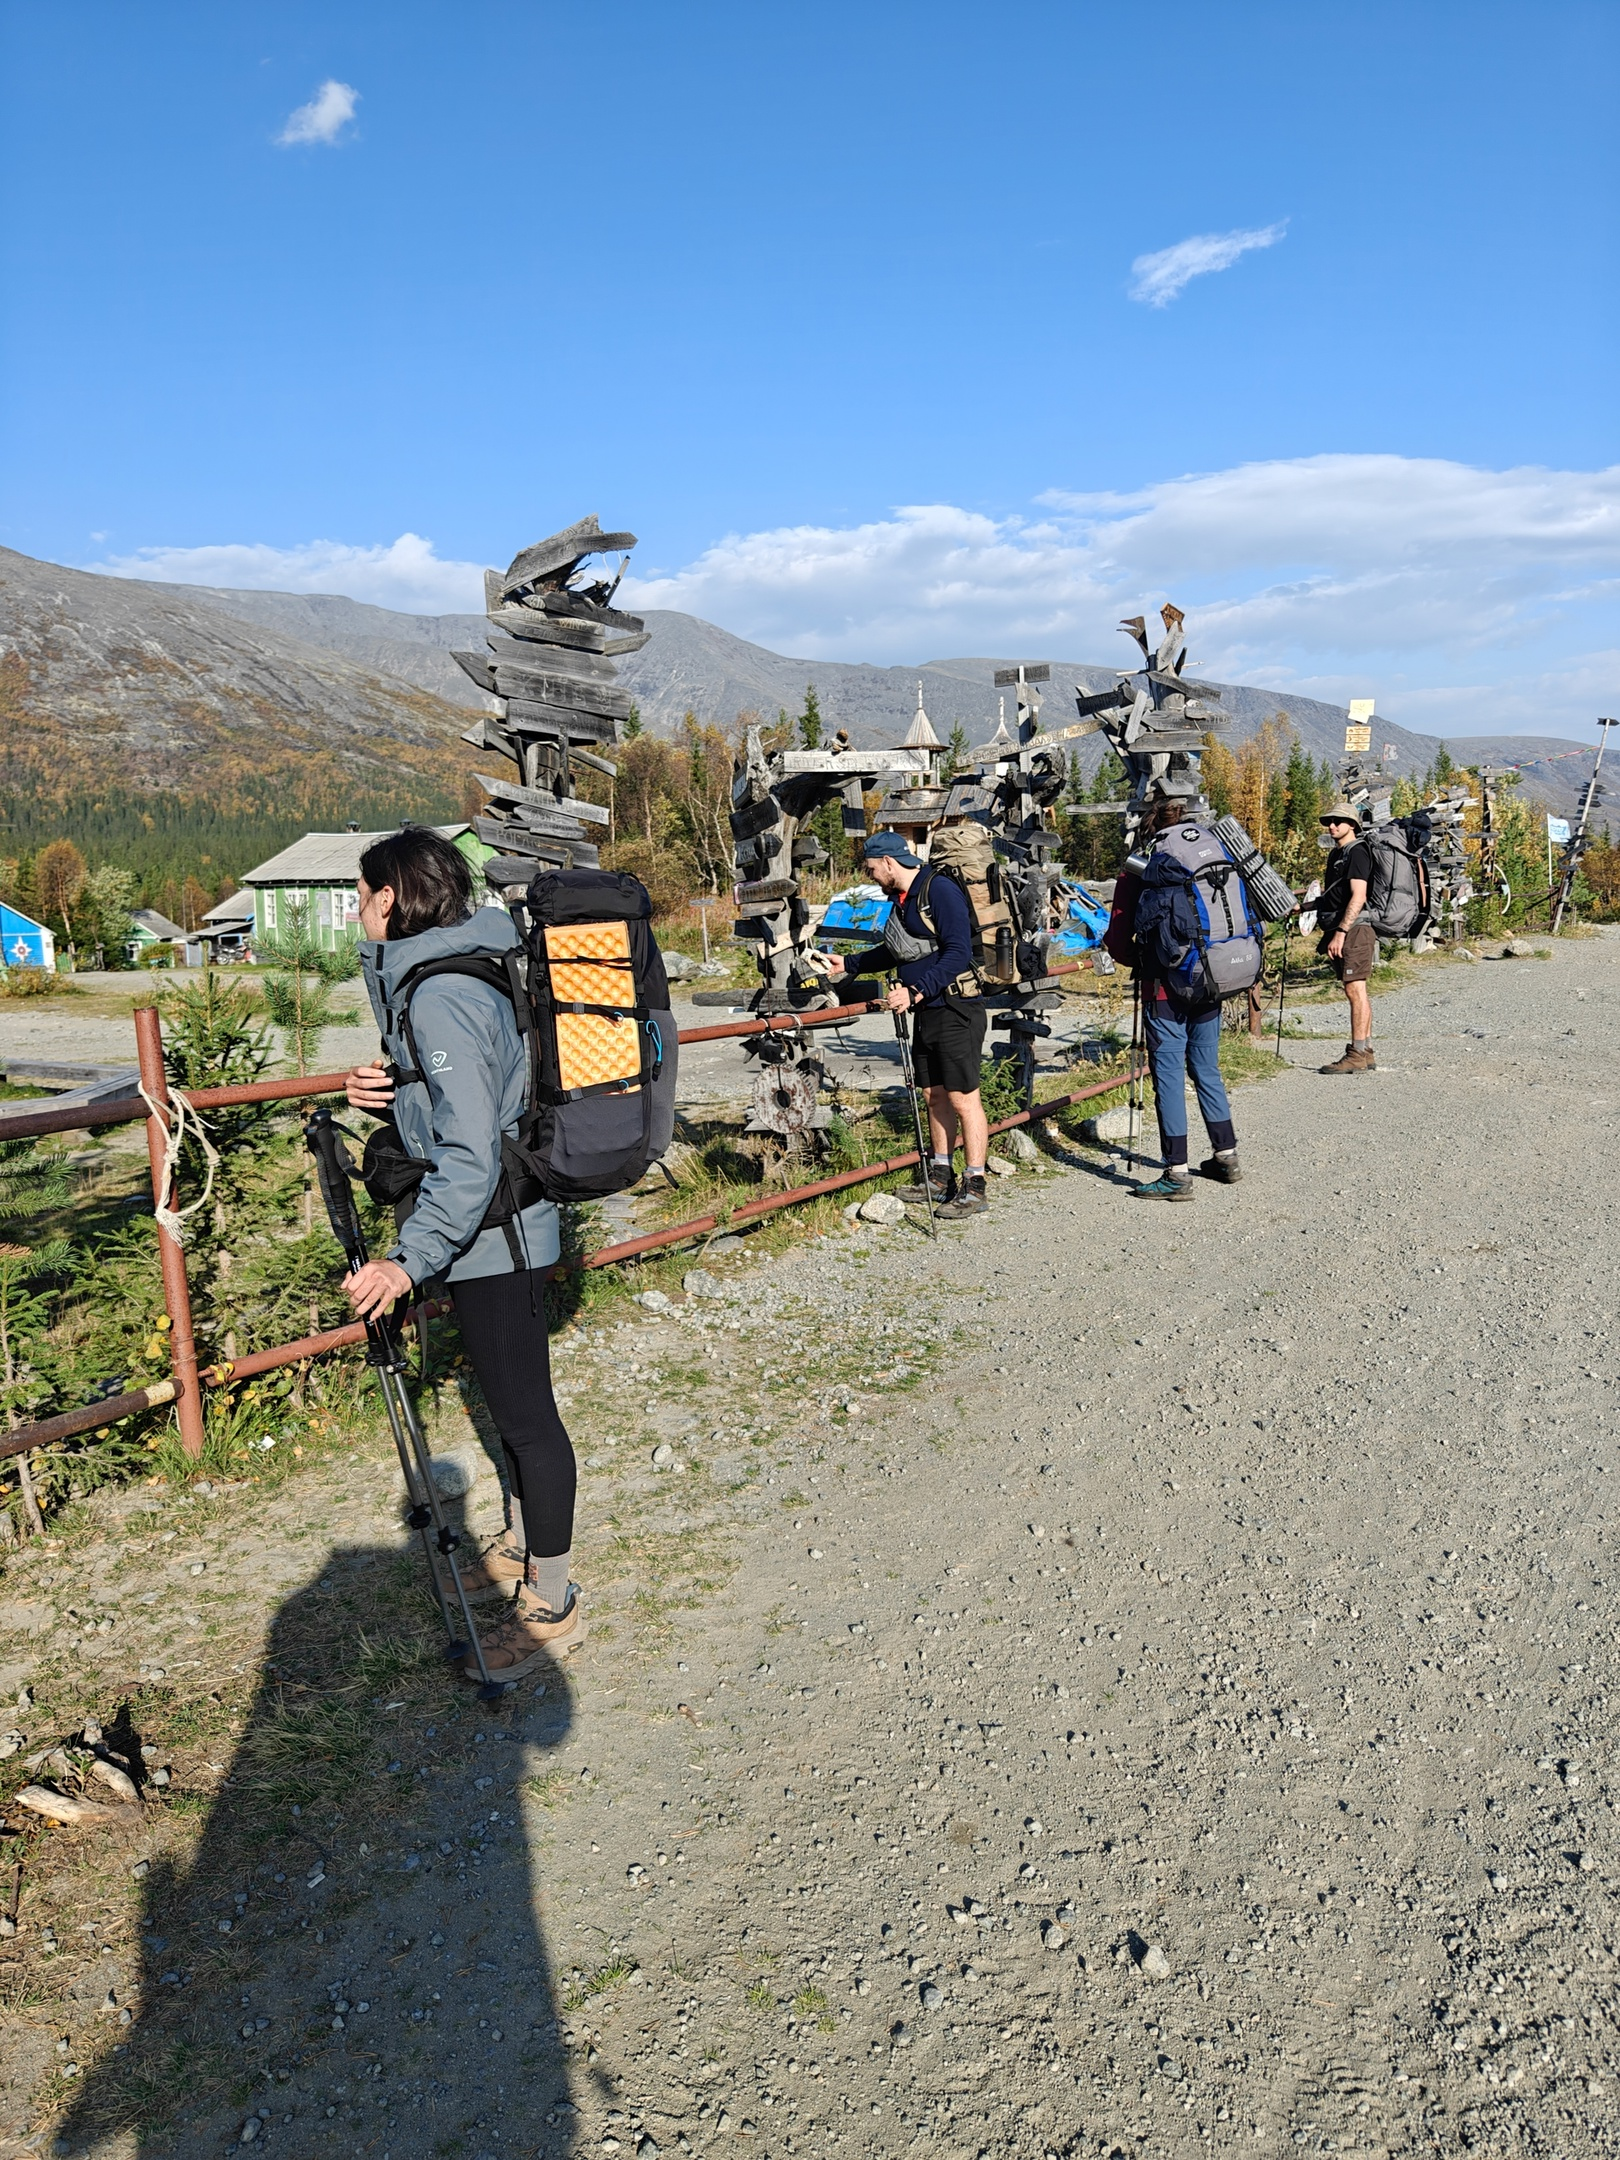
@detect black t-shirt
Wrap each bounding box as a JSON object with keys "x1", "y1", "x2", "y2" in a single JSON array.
[{"x1": 1318, "y1": 839, "x2": 1371, "y2": 933}]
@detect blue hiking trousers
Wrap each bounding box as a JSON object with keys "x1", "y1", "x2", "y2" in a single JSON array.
[{"x1": 1144, "y1": 994, "x2": 1236, "y2": 1167}]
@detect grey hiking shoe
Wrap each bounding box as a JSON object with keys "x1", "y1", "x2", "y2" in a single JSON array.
[
  {"x1": 903, "y1": 1166, "x2": 954, "y2": 1206},
  {"x1": 1131, "y1": 1173, "x2": 1195, "y2": 1201},
  {"x1": 937, "y1": 1174, "x2": 989, "y2": 1219},
  {"x1": 1197, "y1": 1154, "x2": 1242, "y2": 1184}
]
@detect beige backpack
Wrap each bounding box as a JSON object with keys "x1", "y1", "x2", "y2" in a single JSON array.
[{"x1": 917, "y1": 822, "x2": 1017, "y2": 986}]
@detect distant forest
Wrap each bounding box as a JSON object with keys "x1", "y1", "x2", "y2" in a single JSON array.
[{"x1": 0, "y1": 779, "x2": 466, "y2": 911}]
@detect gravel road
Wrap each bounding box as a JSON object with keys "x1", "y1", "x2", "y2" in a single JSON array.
[{"x1": 4, "y1": 931, "x2": 1617, "y2": 2160}]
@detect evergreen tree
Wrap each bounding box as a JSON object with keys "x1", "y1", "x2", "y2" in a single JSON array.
[
  {"x1": 1089, "y1": 747, "x2": 1128, "y2": 803},
  {"x1": 1282, "y1": 741, "x2": 1319, "y2": 836},
  {"x1": 945, "y1": 723, "x2": 971, "y2": 778},
  {"x1": 253, "y1": 900, "x2": 361, "y2": 1076},
  {"x1": 622, "y1": 702, "x2": 644, "y2": 740},
  {"x1": 799, "y1": 685, "x2": 823, "y2": 751}
]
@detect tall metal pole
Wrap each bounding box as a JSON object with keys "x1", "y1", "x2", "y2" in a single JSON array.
[
  {"x1": 1551, "y1": 719, "x2": 1617, "y2": 933},
  {"x1": 133, "y1": 1004, "x2": 207, "y2": 1460}
]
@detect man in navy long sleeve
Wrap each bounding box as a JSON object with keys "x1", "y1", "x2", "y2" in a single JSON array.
[{"x1": 820, "y1": 831, "x2": 991, "y2": 1217}]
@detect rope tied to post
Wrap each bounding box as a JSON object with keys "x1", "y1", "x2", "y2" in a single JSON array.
[{"x1": 137, "y1": 1081, "x2": 222, "y2": 1247}]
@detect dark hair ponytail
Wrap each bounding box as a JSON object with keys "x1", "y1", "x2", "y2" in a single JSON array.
[{"x1": 358, "y1": 827, "x2": 473, "y2": 940}]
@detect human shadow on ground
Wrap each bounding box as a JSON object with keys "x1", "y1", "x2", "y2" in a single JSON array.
[{"x1": 59, "y1": 1540, "x2": 588, "y2": 2160}]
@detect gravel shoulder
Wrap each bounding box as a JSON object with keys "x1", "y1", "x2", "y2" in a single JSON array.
[{"x1": 1, "y1": 932, "x2": 1616, "y2": 2160}]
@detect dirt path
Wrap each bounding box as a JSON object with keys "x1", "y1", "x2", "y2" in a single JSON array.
[{"x1": 2, "y1": 933, "x2": 1617, "y2": 2160}]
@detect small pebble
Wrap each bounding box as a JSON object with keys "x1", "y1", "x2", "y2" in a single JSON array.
[
  {"x1": 919, "y1": 1981, "x2": 942, "y2": 2009},
  {"x1": 1041, "y1": 1922, "x2": 1067, "y2": 1952},
  {"x1": 651, "y1": 1443, "x2": 675, "y2": 1469},
  {"x1": 1139, "y1": 1943, "x2": 1171, "y2": 1978}
]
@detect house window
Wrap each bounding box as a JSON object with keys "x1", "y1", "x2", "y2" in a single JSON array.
[
  {"x1": 262, "y1": 889, "x2": 277, "y2": 931},
  {"x1": 317, "y1": 889, "x2": 333, "y2": 932}
]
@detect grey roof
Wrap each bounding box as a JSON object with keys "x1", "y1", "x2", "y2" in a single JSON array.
[
  {"x1": 130, "y1": 908, "x2": 187, "y2": 940},
  {"x1": 241, "y1": 826, "x2": 469, "y2": 885},
  {"x1": 202, "y1": 890, "x2": 255, "y2": 925}
]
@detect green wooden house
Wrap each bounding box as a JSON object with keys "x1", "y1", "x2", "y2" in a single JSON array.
[{"x1": 240, "y1": 827, "x2": 494, "y2": 954}]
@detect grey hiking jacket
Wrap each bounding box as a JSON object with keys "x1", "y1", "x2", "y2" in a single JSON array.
[{"x1": 359, "y1": 908, "x2": 560, "y2": 1285}]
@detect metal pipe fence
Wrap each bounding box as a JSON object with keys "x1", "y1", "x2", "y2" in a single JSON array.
[{"x1": 0, "y1": 964, "x2": 1121, "y2": 1473}]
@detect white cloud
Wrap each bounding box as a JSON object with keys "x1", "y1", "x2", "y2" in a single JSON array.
[
  {"x1": 276, "y1": 80, "x2": 359, "y2": 147},
  {"x1": 87, "y1": 533, "x2": 483, "y2": 614},
  {"x1": 624, "y1": 455, "x2": 1620, "y2": 738},
  {"x1": 85, "y1": 456, "x2": 1620, "y2": 736},
  {"x1": 1128, "y1": 221, "x2": 1287, "y2": 307}
]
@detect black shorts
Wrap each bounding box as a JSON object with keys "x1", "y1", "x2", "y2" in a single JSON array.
[{"x1": 911, "y1": 997, "x2": 987, "y2": 1093}]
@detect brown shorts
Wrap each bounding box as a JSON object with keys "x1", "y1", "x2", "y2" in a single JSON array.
[{"x1": 1323, "y1": 920, "x2": 1377, "y2": 984}]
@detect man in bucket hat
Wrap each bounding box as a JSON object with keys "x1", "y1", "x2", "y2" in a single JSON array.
[{"x1": 1316, "y1": 804, "x2": 1377, "y2": 1074}]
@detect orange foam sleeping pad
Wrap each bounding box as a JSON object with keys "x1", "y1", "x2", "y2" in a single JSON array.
[{"x1": 544, "y1": 921, "x2": 642, "y2": 1091}]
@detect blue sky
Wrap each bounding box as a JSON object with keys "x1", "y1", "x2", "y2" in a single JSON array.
[{"x1": 2, "y1": 0, "x2": 1616, "y2": 738}]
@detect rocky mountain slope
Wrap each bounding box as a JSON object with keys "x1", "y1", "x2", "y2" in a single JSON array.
[
  {"x1": 0, "y1": 548, "x2": 479, "y2": 829},
  {"x1": 161, "y1": 575, "x2": 1600, "y2": 812},
  {"x1": 1, "y1": 548, "x2": 1599, "y2": 833}
]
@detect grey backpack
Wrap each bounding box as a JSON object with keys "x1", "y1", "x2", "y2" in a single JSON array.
[{"x1": 1362, "y1": 821, "x2": 1432, "y2": 938}]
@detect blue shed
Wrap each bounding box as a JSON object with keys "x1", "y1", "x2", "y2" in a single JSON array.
[{"x1": 0, "y1": 903, "x2": 57, "y2": 972}]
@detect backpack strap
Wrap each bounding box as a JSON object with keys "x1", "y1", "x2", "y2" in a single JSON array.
[
  {"x1": 909, "y1": 864, "x2": 984, "y2": 996},
  {"x1": 385, "y1": 953, "x2": 547, "y2": 1271}
]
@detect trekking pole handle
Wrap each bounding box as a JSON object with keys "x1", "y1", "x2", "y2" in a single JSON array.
[{"x1": 303, "y1": 1107, "x2": 370, "y2": 1273}]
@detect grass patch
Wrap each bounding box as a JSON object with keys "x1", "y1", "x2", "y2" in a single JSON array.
[
  {"x1": 563, "y1": 1957, "x2": 636, "y2": 2012},
  {"x1": 744, "y1": 1981, "x2": 775, "y2": 2013}
]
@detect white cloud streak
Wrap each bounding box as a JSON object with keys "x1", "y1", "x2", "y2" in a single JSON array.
[
  {"x1": 1129, "y1": 221, "x2": 1287, "y2": 307},
  {"x1": 88, "y1": 533, "x2": 482, "y2": 615},
  {"x1": 625, "y1": 456, "x2": 1620, "y2": 735},
  {"x1": 276, "y1": 80, "x2": 359, "y2": 147},
  {"x1": 85, "y1": 456, "x2": 1620, "y2": 736}
]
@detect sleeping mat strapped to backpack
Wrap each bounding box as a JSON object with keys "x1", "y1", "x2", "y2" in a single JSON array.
[{"x1": 1135, "y1": 821, "x2": 1265, "y2": 1006}]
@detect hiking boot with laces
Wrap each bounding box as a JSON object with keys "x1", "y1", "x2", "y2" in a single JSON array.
[
  {"x1": 1319, "y1": 1046, "x2": 1375, "y2": 1074},
  {"x1": 938, "y1": 1173, "x2": 989, "y2": 1219},
  {"x1": 455, "y1": 1536, "x2": 528, "y2": 1604},
  {"x1": 1131, "y1": 1172, "x2": 1195, "y2": 1201},
  {"x1": 1197, "y1": 1153, "x2": 1242, "y2": 1183},
  {"x1": 903, "y1": 1165, "x2": 954, "y2": 1206},
  {"x1": 465, "y1": 1584, "x2": 586, "y2": 1681}
]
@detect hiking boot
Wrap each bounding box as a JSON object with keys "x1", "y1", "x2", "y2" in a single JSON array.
[
  {"x1": 455, "y1": 1536, "x2": 528, "y2": 1604},
  {"x1": 465, "y1": 1584, "x2": 586, "y2": 1681},
  {"x1": 1131, "y1": 1172, "x2": 1195, "y2": 1201},
  {"x1": 937, "y1": 1174, "x2": 989, "y2": 1219},
  {"x1": 1197, "y1": 1154, "x2": 1242, "y2": 1183},
  {"x1": 903, "y1": 1166, "x2": 954, "y2": 1206},
  {"x1": 1319, "y1": 1047, "x2": 1375, "y2": 1074}
]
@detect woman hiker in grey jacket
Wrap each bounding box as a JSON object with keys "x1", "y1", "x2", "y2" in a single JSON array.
[{"x1": 341, "y1": 827, "x2": 584, "y2": 1674}]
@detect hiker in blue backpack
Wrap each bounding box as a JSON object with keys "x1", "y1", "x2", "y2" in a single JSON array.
[{"x1": 1105, "y1": 798, "x2": 1244, "y2": 1202}]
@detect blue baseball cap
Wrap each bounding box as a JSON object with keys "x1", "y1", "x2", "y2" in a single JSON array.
[{"x1": 857, "y1": 830, "x2": 921, "y2": 868}]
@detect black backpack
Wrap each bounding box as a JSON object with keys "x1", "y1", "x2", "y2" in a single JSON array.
[{"x1": 379, "y1": 870, "x2": 678, "y2": 1222}]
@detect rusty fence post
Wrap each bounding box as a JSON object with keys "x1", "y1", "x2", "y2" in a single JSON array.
[{"x1": 133, "y1": 1004, "x2": 206, "y2": 1461}]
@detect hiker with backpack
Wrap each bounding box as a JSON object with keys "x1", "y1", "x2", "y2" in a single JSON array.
[
  {"x1": 816, "y1": 830, "x2": 992, "y2": 1219},
  {"x1": 1313, "y1": 801, "x2": 1432, "y2": 1073},
  {"x1": 1104, "y1": 798, "x2": 1251, "y2": 1200},
  {"x1": 340, "y1": 828, "x2": 675, "y2": 1676},
  {"x1": 1316, "y1": 803, "x2": 1378, "y2": 1074}
]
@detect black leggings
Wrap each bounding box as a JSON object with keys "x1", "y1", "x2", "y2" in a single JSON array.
[{"x1": 448, "y1": 1269, "x2": 576, "y2": 1560}]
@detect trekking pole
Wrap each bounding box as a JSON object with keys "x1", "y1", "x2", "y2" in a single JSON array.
[
  {"x1": 1125, "y1": 971, "x2": 1142, "y2": 1179},
  {"x1": 304, "y1": 1109, "x2": 505, "y2": 1700},
  {"x1": 1275, "y1": 914, "x2": 1294, "y2": 1057},
  {"x1": 891, "y1": 1009, "x2": 937, "y2": 1239}
]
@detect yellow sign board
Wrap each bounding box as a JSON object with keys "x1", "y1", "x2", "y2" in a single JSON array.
[{"x1": 1344, "y1": 724, "x2": 1372, "y2": 753}]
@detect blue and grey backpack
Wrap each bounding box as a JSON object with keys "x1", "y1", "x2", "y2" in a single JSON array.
[{"x1": 1134, "y1": 822, "x2": 1265, "y2": 1005}]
